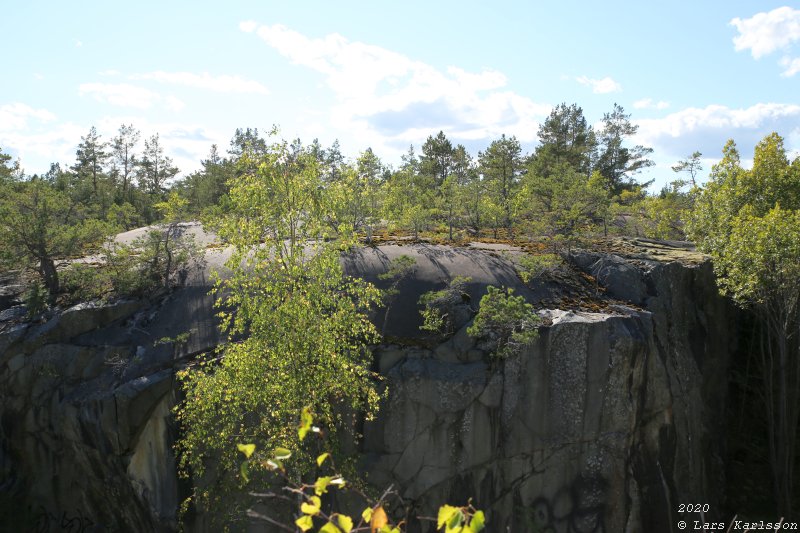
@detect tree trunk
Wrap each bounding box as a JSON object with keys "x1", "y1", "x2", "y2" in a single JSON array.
[{"x1": 39, "y1": 257, "x2": 59, "y2": 302}]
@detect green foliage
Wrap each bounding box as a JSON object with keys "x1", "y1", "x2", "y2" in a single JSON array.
[
  {"x1": 638, "y1": 178, "x2": 696, "y2": 240},
  {"x1": 137, "y1": 133, "x2": 179, "y2": 195},
  {"x1": 175, "y1": 134, "x2": 384, "y2": 523},
  {"x1": 513, "y1": 253, "x2": 562, "y2": 284},
  {"x1": 688, "y1": 132, "x2": 800, "y2": 516},
  {"x1": 383, "y1": 146, "x2": 435, "y2": 238},
  {"x1": 155, "y1": 331, "x2": 191, "y2": 347},
  {"x1": 713, "y1": 204, "x2": 800, "y2": 306},
  {"x1": 595, "y1": 104, "x2": 654, "y2": 195},
  {"x1": 105, "y1": 202, "x2": 141, "y2": 231},
  {"x1": 24, "y1": 281, "x2": 49, "y2": 319},
  {"x1": 379, "y1": 255, "x2": 417, "y2": 287},
  {"x1": 467, "y1": 286, "x2": 540, "y2": 359},
  {"x1": 478, "y1": 135, "x2": 524, "y2": 238},
  {"x1": 175, "y1": 144, "x2": 233, "y2": 215},
  {"x1": 60, "y1": 263, "x2": 109, "y2": 303},
  {"x1": 437, "y1": 504, "x2": 485, "y2": 533},
  {"x1": 0, "y1": 179, "x2": 111, "y2": 297},
  {"x1": 419, "y1": 276, "x2": 472, "y2": 334},
  {"x1": 532, "y1": 102, "x2": 596, "y2": 178},
  {"x1": 671, "y1": 151, "x2": 703, "y2": 188},
  {"x1": 0, "y1": 146, "x2": 21, "y2": 185},
  {"x1": 520, "y1": 164, "x2": 609, "y2": 242},
  {"x1": 99, "y1": 194, "x2": 201, "y2": 297}
]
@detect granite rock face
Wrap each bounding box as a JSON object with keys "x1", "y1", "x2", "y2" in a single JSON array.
[
  {"x1": 0, "y1": 288, "x2": 219, "y2": 532},
  {"x1": 0, "y1": 242, "x2": 734, "y2": 532},
  {"x1": 361, "y1": 246, "x2": 733, "y2": 532}
]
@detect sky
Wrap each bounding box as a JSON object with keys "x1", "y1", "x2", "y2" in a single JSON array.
[{"x1": 2, "y1": 1, "x2": 799, "y2": 190}]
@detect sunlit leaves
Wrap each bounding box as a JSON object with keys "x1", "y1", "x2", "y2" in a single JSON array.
[
  {"x1": 335, "y1": 514, "x2": 353, "y2": 533},
  {"x1": 300, "y1": 495, "x2": 322, "y2": 516},
  {"x1": 361, "y1": 506, "x2": 374, "y2": 524},
  {"x1": 236, "y1": 443, "x2": 255, "y2": 459},
  {"x1": 296, "y1": 514, "x2": 314, "y2": 532},
  {"x1": 314, "y1": 476, "x2": 334, "y2": 496},
  {"x1": 175, "y1": 134, "x2": 384, "y2": 522},
  {"x1": 438, "y1": 505, "x2": 462, "y2": 529},
  {"x1": 298, "y1": 408, "x2": 314, "y2": 441},
  {"x1": 273, "y1": 447, "x2": 292, "y2": 460},
  {"x1": 436, "y1": 503, "x2": 485, "y2": 533}
]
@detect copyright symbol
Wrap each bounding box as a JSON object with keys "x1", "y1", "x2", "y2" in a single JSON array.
[{"x1": 678, "y1": 521, "x2": 687, "y2": 530}]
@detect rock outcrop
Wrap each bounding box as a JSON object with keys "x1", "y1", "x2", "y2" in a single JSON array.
[
  {"x1": 0, "y1": 287, "x2": 220, "y2": 532},
  {"x1": 364, "y1": 250, "x2": 732, "y2": 532},
  {"x1": 0, "y1": 239, "x2": 735, "y2": 532}
]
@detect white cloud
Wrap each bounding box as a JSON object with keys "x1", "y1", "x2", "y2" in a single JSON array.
[
  {"x1": 731, "y1": 7, "x2": 800, "y2": 58},
  {"x1": 780, "y1": 56, "x2": 800, "y2": 77},
  {"x1": 132, "y1": 71, "x2": 269, "y2": 94},
  {"x1": 0, "y1": 122, "x2": 87, "y2": 172},
  {"x1": 0, "y1": 103, "x2": 56, "y2": 132},
  {"x1": 239, "y1": 20, "x2": 257, "y2": 33},
  {"x1": 575, "y1": 76, "x2": 622, "y2": 94},
  {"x1": 74, "y1": 39, "x2": 83, "y2": 48},
  {"x1": 731, "y1": 7, "x2": 800, "y2": 76},
  {"x1": 78, "y1": 83, "x2": 185, "y2": 111},
  {"x1": 635, "y1": 102, "x2": 800, "y2": 159},
  {"x1": 633, "y1": 98, "x2": 669, "y2": 110},
  {"x1": 246, "y1": 23, "x2": 550, "y2": 153}
]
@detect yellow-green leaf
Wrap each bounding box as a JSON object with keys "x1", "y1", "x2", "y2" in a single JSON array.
[
  {"x1": 336, "y1": 514, "x2": 353, "y2": 533},
  {"x1": 237, "y1": 443, "x2": 256, "y2": 459},
  {"x1": 273, "y1": 447, "x2": 292, "y2": 460},
  {"x1": 437, "y1": 505, "x2": 460, "y2": 529},
  {"x1": 314, "y1": 476, "x2": 332, "y2": 496},
  {"x1": 329, "y1": 476, "x2": 346, "y2": 488},
  {"x1": 300, "y1": 495, "x2": 321, "y2": 516},
  {"x1": 361, "y1": 507, "x2": 373, "y2": 523},
  {"x1": 295, "y1": 514, "x2": 314, "y2": 532},
  {"x1": 320, "y1": 522, "x2": 342, "y2": 533},
  {"x1": 447, "y1": 509, "x2": 464, "y2": 529},
  {"x1": 316, "y1": 452, "x2": 331, "y2": 467},
  {"x1": 470, "y1": 510, "x2": 485, "y2": 532}
]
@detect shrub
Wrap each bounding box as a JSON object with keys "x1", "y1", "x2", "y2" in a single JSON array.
[
  {"x1": 513, "y1": 253, "x2": 562, "y2": 284},
  {"x1": 24, "y1": 281, "x2": 49, "y2": 319},
  {"x1": 419, "y1": 276, "x2": 472, "y2": 334},
  {"x1": 467, "y1": 286, "x2": 540, "y2": 359},
  {"x1": 60, "y1": 263, "x2": 109, "y2": 303}
]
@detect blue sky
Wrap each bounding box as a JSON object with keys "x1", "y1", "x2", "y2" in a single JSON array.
[{"x1": 2, "y1": 1, "x2": 799, "y2": 189}]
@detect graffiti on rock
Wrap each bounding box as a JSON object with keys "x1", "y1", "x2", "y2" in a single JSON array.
[
  {"x1": 33, "y1": 506, "x2": 95, "y2": 533},
  {"x1": 517, "y1": 474, "x2": 606, "y2": 533}
]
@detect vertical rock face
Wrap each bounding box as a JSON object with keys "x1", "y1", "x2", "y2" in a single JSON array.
[
  {"x1": 0, "y1": 243, "x2": 734, "y2": 532},
  {"x1": 0, "y1": 289, "x2": 220, "y2": 532},
  {"x1": 363, "y1": 252, "x2": 733, "y2": 533}
]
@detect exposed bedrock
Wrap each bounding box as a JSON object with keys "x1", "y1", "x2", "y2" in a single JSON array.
[{"x1": 0, "y1": 241, "x2": 735, "y2": 532}]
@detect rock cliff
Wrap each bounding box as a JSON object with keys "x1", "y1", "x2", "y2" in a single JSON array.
[{"x1": 0, "y1": 238, "x2": 735, "y2": 532}]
